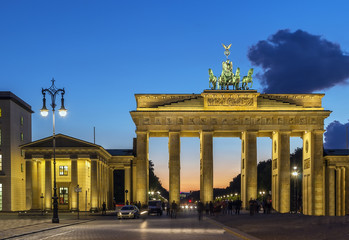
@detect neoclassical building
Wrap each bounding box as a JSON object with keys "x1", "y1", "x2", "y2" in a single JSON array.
[
  {"x1": 1, "y1": 90, "x2": 349, "y2": 216},
  {"x1": 21, "y1": 134, "x2": 135, "y2": 211},
  {"x1": 130, "y1": 90, "x2": 349, "y2": 216}
]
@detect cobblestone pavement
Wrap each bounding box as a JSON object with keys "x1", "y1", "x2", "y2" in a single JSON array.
[
  {"x1": 211, "y1": 211, "x2": 349, "y2": 240},
  {"x1": 0, "y1": 211, "x2": 254, "y2": 240}
]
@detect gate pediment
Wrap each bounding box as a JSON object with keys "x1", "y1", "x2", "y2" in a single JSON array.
[{"x1": 202, "y1": 90, "x2": 259, "y2": 110}]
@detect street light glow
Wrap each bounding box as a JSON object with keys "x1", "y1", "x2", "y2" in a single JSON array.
[
  {"x1": 40, "y1": 109, "x2": 49, "y2": 117},
  {"x1": 59, "y1": 108, "x2": 67, "y2": 117}
]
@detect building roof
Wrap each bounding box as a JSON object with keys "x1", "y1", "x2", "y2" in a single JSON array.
[
  {"x1": 0, "y1": 91, "x2": 34, "y2": 113},
  {"x1": 106, "y1": 149, "x2": 134, "y2": 156},
  {"x1": 324, "y1": 149, "x2": 349, "y2": 156}
]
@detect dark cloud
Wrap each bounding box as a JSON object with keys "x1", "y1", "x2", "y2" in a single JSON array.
[
  {"x1": 248, "y1": 29, "x2": 349, "y2": 93},
  {"x1": 324, "y1": 120, "x2": 349, "y2": 149}
]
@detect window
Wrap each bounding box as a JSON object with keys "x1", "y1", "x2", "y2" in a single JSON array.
[
  {"x1": 0, "y1": 154, "x2": 2, "y2": 171},
  {"x1": 20, "y1": 116, "x2": 24, "y2": 126},
  {"x1": 59, "y1": 166, "x2": 68, "y2": 176},
  {"x1": 0, "y1": 183, "x2": 2, "y2": 211},
  {"x1": 20, "y1": 133, "x2": 23, "y2": 141},
  {"x1": 59, "y1": 187, "x2": 68, "y2": 205}
]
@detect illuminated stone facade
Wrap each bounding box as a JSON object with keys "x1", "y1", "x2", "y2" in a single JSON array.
[
  {"x1": 21, "y1": 134, "x2": 134, "y2": 211},
  {"x1": 130, "y1": 90, "x2": 341, "y2": 215},
  {"x1": 0, "y1": 92, "x2": 33, "y2": 211},
  {"x1": 1, "y1": 90, "x2": 349, "y2": 216}
]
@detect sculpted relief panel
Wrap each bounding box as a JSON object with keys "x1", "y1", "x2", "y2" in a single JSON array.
[
  {"x1": 207, "y1": 97, "x2": 254, "y2": 106},
  {"x1": 139, "y1": 116, "x2": 322, "y2": 127}
]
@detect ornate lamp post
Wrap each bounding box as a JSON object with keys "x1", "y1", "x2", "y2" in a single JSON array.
[
  {"x1": 292, "y1": 166, "x2": 299, "y2": 213},
  {"x1": 40, "y1": 78, "x2": 67, "y2": 223}
]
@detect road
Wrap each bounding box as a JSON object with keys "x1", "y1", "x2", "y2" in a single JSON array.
[{"x1": 8, "y1": 212, "x2": 249, "y2": 240}]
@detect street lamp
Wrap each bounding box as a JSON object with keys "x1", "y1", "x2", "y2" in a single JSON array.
[
  {"x1": 292, "y1": 166, "x2": 299, "y2": 213},
  {"x1": 41, "y1": 78, "x2": 67, "y2": 223}
]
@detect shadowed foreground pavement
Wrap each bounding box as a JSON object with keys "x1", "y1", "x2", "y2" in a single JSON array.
[
  {"x1": 0, "y1": 211, "x2": 253, "y2": 240},
  {"x1": 212, "y1": 211, "x2": 349, "y2": 240}
]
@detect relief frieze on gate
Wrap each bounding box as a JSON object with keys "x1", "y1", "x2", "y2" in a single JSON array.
[
  {"x1": 201, "y1": 91, "x2": 260, "y2": 110},
  {"x1": 139, "y1": 115, "x2": 322, "y2": 126}
]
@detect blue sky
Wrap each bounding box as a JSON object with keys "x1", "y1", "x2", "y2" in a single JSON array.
[{"x1": 1, "y1": 1, "x2": 349, "y2": 191}]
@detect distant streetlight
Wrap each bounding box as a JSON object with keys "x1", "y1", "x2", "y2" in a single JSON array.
[
  {"x1": 292, "y1": 166, "x2": 299, "y2": 213},
  {"x1": 41, "y1": 78, "x2": 67, "y2": 223}
]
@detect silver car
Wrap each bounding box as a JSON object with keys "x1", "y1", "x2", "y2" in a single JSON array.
[{"x1": 117, "y1": 205, "x2": 140, "y2": 219}]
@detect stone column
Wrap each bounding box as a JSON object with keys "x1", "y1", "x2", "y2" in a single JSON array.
[
  {"x1": 125, "y1": 166, "x2": 131, "y2": 203},
  {"x1": 71, "y1": 158, "x2": 78, "y2": 210},
  {"x1": 344, "y1": 167, "x2": 349, "y2": 215},
  {"x1": 90, "y1": 159, "x2": 98, "y2": 211},
  {"x1": 136, "y1": 131, "x2": 149, "y2": 205},
  {"x1": 341, "y1": 167, "x2": 346, "y2": 216},
  {"x1": 37, "y1": 161, "x2": 42, "y2": 210},
  {"x1": 272, "y1": 131, "x2": 290, "y2": 213},
  {"x1": 132, "y1": 162, "x2": 137, "y2": 203},
  {"x1": 327, "y1": 167, "x2": 335, "y2": 216},
  {"x1": 302, "y1": 130, "x2": 325, "y2": 216},
  {"x1": 241, "y1": 131, "x2": 257, "y2": 209},
  {"x1": 169, "y1": 131, "x2": 180, "y2": 205},
  {"x1": 45, "y1": 159, "x2": 52, "y2": 210},
  {"x1": 108, "y1": 168, "x2": 114, "y2": 209},
  {"x1": 25, "y1": 160, "x2": 33, "y2": 210},
  {"x1": 31, "y1": 161, "x2": 39, "y2": 209},
  {"x1": 200, "y1": 131, "x2": 213, "y2": 203},
  {"x1": 336, "y1": 167, "x2": 342, "y2": 216}
]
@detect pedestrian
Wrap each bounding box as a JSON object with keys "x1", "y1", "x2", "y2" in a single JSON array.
[
  {"x1": 228, "y1": 200, "x2": 233, "y2": 215},
  {"x1": 205, "y1": 202, "x2": 209, "y2": 215},
  {"x1": 126, "y1": 200, "x2": 129, "y2": 205},
  {"x1": 171, "y1": 200, "x2": 177, "y2": 218},
  {"x1": 249, "y1": 198, "x2": 254, "y2": 216},
  {"x1": 138, "y1": 201, "x2": 142, "y2": 210},
  {"x1": 166, "y1": 201, "x2": 170, "y2": 215},
  {"x1": 235, "y1": 199, "x2": 241, "y2": 215},
  {"x1": 197, "y1": 201, "x2": 204, "y2": 220},
  {"x1": 102, "y1": 202, "x2": 107, "y2": 215},
  {"x1": 209, "y1": 201, "x2": 214, "y2": 216}
]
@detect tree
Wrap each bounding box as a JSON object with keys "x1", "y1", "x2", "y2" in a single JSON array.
[
  {"x1": 257, "y1": 159, "x2": 271, "y2": 192},
  {"x1": 149, "y1": 160, "x2": 169, "y2": 200}
]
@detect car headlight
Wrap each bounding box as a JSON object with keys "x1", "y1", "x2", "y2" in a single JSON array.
[{"x1": 118, "y1": 212, "x2": 122, "y2": 216}]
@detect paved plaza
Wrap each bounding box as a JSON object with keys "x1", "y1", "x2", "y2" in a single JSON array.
[
  {"x1": 1, "y1": 211, "x2": 349, "y2": 239},
  {"x1": 0, "y1": 211, "x2": 251, "y2": 240}
]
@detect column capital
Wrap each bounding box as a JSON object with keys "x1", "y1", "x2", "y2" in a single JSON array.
[
  {"x1": 243, "y1": 130, "x2": 258, "y2": 134},
  {"x1": 312, "y1": 129, "x2": 325, "y2": 134},
  {"x1": 200, "y1": 130, "x2": 213, "y2": 134},
  {"x1": 136, "y1": 130, "x2": 149, "y2": 135},
  {"x1": 168, "y1": 131, "x2": 181, "y2": 135}
]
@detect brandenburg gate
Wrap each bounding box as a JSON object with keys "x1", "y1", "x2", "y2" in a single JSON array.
[{"x1": 130, "y1": 90, "x2": 331, "y2": 215}]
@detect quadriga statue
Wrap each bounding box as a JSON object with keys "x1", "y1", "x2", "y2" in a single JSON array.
[
  {"x1": 229, "y1": 67, "x2": 240, "y2": 90},
  {"x1": 241, "y1": 68, "x2": 254, "y2": 90},
  {"x1": 208, "y1": 68, "x2": 217, "y2": 90},
  {"x1": 219, "y1": 60, "x2": 234, "y2": 90}
]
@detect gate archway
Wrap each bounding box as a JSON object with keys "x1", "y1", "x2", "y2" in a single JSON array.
[{"x1": 130, "y1": 90, "x2": 330, "y2": 215}]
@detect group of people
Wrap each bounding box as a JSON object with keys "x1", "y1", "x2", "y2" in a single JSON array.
[
  {"x1": 196, "y1": 200, "x2": 243, "y2": 220},
  {"x1": 164, "y1": 201, "x2": 178, "y2": 218},
  {"x1": 249, "y1": 197, "x2": 272, "y2": 215}
]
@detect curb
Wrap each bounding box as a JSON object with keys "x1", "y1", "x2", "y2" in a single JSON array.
[
  {"x1": 2, "y1": 219, "x2": 95, "y2": 240},
  {"x1": 205, "y1": 217, "x2": 261, "y2": 240}
]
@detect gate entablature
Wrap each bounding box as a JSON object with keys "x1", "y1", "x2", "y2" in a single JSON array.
[{"x1": 131, "y1": 90, "x2": 330, "y2": 136}]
